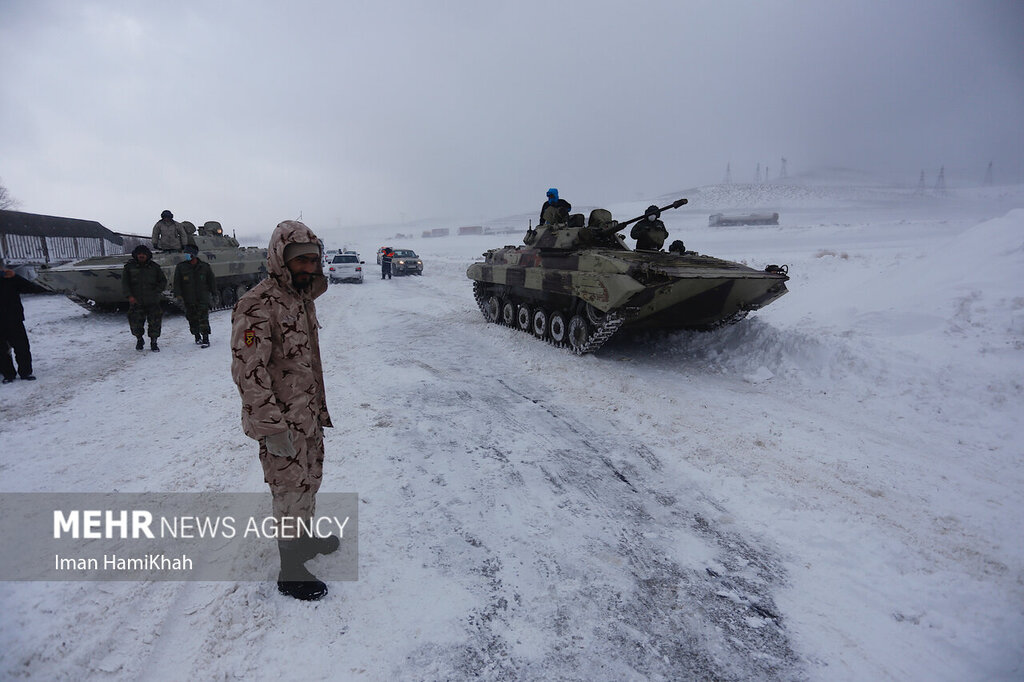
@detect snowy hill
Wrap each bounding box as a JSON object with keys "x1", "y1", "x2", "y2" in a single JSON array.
[{"x1": 1, "y1": 183, "x2": 1022, "y2": 680}]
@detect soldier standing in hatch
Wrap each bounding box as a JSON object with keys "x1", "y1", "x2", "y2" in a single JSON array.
[
  {"x1": 539, "y1": 188, "x2": 571, "y2": 225},
  {"x1": 173, "y1": 244, "x2": 217, "y2": 347},
  {"x1": 230, "y1": 220, "x2": 337, "y2": 602},
  {"x1": 151, "y1": 210, "x2": 191, "y2": 251},
  {"x1": 122, "y1": 245, "x2": 167, "y2": 352},
  {"x1": 631, "y1": 205, "x2": 669, "y2": 251}
]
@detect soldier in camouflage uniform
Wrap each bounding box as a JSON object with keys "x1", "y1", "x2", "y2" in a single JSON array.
[
  {"x1": 230, "y1": 220, "x2": 336, "y2": 601},
  {"x1": 122, "y1": 245, "x2": 167, "y2": 352},
  {"x1": 173, "y1": 244, "x2": 217, "y2": 347},
  {"x1": 151, "y1": 210, "x2": 191, "y2": 251}
]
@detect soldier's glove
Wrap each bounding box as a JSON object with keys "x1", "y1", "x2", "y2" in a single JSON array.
[{"x1": 264, "y1": 431, "x2": 297, "y2": 458}]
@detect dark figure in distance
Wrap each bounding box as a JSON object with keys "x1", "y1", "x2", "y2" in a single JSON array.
[{"x1": 0, "y1": 259, "x2": 35, "y2": 383}]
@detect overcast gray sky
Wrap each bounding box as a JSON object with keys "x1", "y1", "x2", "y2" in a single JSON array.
[{"x1": 2, "y1": 0, "x2": 1022, "y2": 238}]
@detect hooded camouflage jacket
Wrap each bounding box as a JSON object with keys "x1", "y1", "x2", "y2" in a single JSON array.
[{"x1": 230, "y1": 220, "x2": 332, "y2": 441}]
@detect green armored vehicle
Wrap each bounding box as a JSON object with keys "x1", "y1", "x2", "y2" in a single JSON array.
[
  {"x1": 467, "y1": 199, "x2": 789, "y2": 355},
  {"x1": 35, "y1": 221, "x2": 268, "y2": 311}
]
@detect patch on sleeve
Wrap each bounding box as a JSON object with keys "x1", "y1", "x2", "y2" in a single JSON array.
[{"x1": 243, "y1": 329, "x2": 256, "y2": 346}]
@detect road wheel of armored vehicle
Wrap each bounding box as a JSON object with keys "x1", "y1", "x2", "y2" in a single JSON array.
[
  {"x1": 549, "y1": 312, "x2": 567, "y2": 345},
  {"x1": 483, "y1": 295, "x2": 501, "y2": 323},
  {"x1": 235, "y1": 283, "x2": 250, "y2": 301},
  {"x1": 531, "y1": 309, "x2": 548, "y2": 338},
  {"x1": 584, "y1": 302, "x2": 606, "y2": 326},
  {"x1": 516, "y1": 305, "x2": 532, "y2": 331},
  {"x1": 501, "y1": 301, "x2": 516, "y2": 326},
  {"x1": 567, "y1": 314, "x2": 590, "y2": 354}
]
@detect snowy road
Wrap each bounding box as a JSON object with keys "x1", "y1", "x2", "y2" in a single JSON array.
[{"x1": 2, "y1": 186, "x2": 1023, "y2": 680}]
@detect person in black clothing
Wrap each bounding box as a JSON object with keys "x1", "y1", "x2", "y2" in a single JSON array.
[
  {"x1": 630, "y1": 205, "x2": 669, "y2": 251},
  {"x1": 173, "y1": 244, "x2": 217, "y2": 347},
  {"x1": 381, "y1": 248, "x2": 393, "y2": 280},
  {"x1": 122, "y1": 245, "x2": 168, "y2": 352},
  {"x1": 0, "y1": 259, "x2": 35, "y2": 383},
  {"x1": 539, "y1": 188, "x2": 571, "y2": 225}
]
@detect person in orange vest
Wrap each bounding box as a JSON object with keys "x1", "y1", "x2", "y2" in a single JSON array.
[{"x1": 381, "y1": 248, "x2": 393, "y2": 280}]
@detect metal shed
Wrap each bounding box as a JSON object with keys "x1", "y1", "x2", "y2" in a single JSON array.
[{"x1": 0, "y1": 209, "x2": 125, "y2": 266}]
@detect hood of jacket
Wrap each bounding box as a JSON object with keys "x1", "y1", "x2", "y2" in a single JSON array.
[
  {"x1": 131, "y1": 244, "x2": 153, "y2": 263},
  {"x1": 267, "y1": 220, "x2": 327, "y2": 298}
]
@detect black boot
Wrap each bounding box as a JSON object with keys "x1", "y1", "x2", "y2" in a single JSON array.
[
  {"x1": 300, "y1": 534, "x2": 341, "y2": 561},
  {"x1": 150, "y1": 339, "x2": 160, "y2": 352},
  {"x1": 200, "y1": 333, "x2": 210, "y2": 348},
  {"x1": 195, "y1": 334, "x2": 202, "y2": 345},
  {"x1": 136, "y1": 336, "x2": 145, "y2": 351},
  {"x1": 277, "y1": 540, "x2": 328, "y2": 601}
]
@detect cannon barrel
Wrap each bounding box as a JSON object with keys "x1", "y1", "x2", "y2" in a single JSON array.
[{"x1": 592, "y1": 197, "x2": 688, "y2": 236}]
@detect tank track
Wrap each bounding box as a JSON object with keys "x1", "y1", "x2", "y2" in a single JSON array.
[
  {"x1": 573, "y1": 312, "x2": 624, "y2": 355},
  {"x1": 472, "y1": 282, "x2": 624, "y2": 355},
  {"x1": 472, "y1": 281, "x2": 490, "y2": 318}
]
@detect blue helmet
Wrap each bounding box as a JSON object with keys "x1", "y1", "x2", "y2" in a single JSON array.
[{"x1": 546, "y1": 188, "x2": 559, "y2": 202}]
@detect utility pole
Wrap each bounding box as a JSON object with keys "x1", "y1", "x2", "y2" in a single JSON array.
[
  {"x1": 723, "y1": 162, "x2": 732, "y2": 185},
  {"x1": 934, "y1": 166, "x2": 946, "y2": 192}
]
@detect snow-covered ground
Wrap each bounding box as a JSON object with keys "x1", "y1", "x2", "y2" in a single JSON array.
[{"x1": 2, "y1": 180, "x2": 1022, "y2": 680}]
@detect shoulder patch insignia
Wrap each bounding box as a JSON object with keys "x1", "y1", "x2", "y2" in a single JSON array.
[{"x1": 243, "y1": 329, "x2": 256, "y2": 346}]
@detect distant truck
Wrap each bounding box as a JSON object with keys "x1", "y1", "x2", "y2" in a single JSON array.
[{"x1": 709, "y1": 212, "x2": 779, "y2": 227}]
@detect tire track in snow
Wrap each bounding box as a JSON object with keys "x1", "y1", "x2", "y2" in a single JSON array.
[{"x1": 358, "y1": 301, "x2": 804, "y2": 679}]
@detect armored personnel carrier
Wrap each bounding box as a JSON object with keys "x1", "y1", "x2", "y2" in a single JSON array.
[
  {"x1": 34, "y1": 221, "x2": 268, "y2": 312},
  {"x1": 467, "y1": 199, "x2": 789, "y2": 355}
]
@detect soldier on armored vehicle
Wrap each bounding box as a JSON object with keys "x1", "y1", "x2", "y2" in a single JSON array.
[
  {"x1": 152, "y1": 210, "x2": 193, "y2": 251},
  {"x1": 465, "y1": 196, "x2": 791, "y2": 355},
  {"x1": 523, "y1": 206, "x2": 631, "y2": 251},
  {"x1": 630, "y1": 205, "x2": 669, "y2": 251}
]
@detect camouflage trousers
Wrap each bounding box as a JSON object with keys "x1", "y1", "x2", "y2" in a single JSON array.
[
  {"x1": 258, "y1": 428, "x2": 325, "y2": 535},
  {"x1": 128, "y1": 302, "x2": 163, "y2": 339},
  {"x1": 183, "y1": 303, "x2": 211, "y2": 336}
]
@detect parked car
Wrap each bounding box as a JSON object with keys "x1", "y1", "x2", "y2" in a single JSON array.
[
  {"x1": 391, "y1": 249, "x2": 423, "y2": 276},
  {"x1": 327, "y1": 252, "x2": 364, "y2": 283}
]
